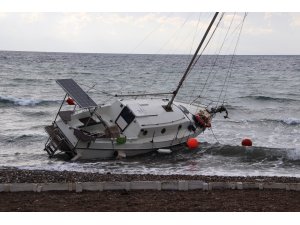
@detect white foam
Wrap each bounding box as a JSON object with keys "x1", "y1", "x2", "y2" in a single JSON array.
[
  {"x1": 283, "y1": 118, "x2": 300, "y2": 125},
  {"x1": 0, "y1": 95, "x2": 42, "y2": 106},
  {"x1": 287, "y1": 148, "x2": 300, "y2": 161}
]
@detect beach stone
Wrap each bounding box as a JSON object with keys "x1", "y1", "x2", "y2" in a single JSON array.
[
  {"x1": 156, "y1": 181, "x2": 161, "y2": 191},
  {"x1": 81, "y1": 182, "x2": 103, "y2": 191},
  {"x1": 188, "y1": 180, "x2": 204, "y2": 190},
  {"x1": 68, "y1": 183, "x2": 75, "y2": 191},
  {"x1": 227, "y1": 182, "x2": 236, "y2": 189},
  {"x1": 241, "y1": 182, "x2": 258, "y2": 189},
  {"x1": 211, "y1": 182, "x2": 226, "y2": 190},
  {"x1": 286, "y1": 183, "x2": 300, "y2": 191},
  {"x1": 75, "y1": 183, "x2": 83, "y2": 192},
  {"x1": 236, "y1": 182, "x2": 243, "y2": 190},
  {"x1": 130, "y1": 181, "x2": 158, "y2": 190},
  {"x1": 202, "y1": 183, "x2": 209, "y2": 191},
  {"x1": 125, "y1": 182, "x2": 131, "y2": 191},
  {"x1": 10, "y1": 183, "x2": 34, "y2": 192},
  {"x1": 263, "y1": 183, "x2": 286, "y2": 190},
  {"x1": 42, "y1": 183, "x2": 69, "y2": 191},
  {"x1": 36, "y1": 185, "x2": 43, "y2": 192},
  {"x1": 161, "y1": 181, "x2": 178, "y2": 190},
  {"x1": 0, "y1": 184, "x2": 4, "y2": 192},
  {"x1": 178, "y1": 180, "x2": 188, "y2": 191},
  {"x1": 103, "y1": 182, "x2": 128, "y2": 190}
]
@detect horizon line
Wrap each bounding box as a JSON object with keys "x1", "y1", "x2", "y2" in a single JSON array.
[{"x1": 1, "y1": 49, "x2": 300, "y2": 56}]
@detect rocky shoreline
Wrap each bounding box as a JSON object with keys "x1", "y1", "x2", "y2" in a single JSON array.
[
  {"x1": 0, "y1": 167, "x2": 299, "y2": 212},
  {"x1": 0, "y1": 167, "x2": 299, "y2": 184}
]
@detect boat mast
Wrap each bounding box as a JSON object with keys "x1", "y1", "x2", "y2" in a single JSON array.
[{"x1": 165, "y1": 12, "x2": 219, "y2": 110}]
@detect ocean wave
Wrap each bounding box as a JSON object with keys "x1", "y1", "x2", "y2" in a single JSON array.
[
  {"x1": 228, "y1": 118, "x2": 300, "y2": 126},
  {"x1": 258, "y1": 118, "x2": 300, "y2": 126},
  {"x1": 281, "y1": 118, "x2": 300, "y2": 125},
  {"x1": 203, "y1": 144, "x2": 300, "y2": 163},
  {"x1": 0, "y1": 95, "x2": 60, "y2": 106},
  {"x1": 1, "y1": 134, "x2": 46, "y2": 144},
  {"x1": 239, "y1": 95, "x2": 299, "y2": 103}
]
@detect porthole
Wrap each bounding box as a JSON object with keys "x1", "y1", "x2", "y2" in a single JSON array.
[
  {"x1": 178, "y1": 125, "x2": 182, "y2": 130},
  {"x1": 161, "y1": 128, "x2": 166, "y2": 134},
  {"x1": 143, "y1": 130, "x2": 148, "y2": 136}
]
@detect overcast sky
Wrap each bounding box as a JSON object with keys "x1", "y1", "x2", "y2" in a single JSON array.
[{"x1": 0, "y1": 12, "x2": 300, "y2": 55}]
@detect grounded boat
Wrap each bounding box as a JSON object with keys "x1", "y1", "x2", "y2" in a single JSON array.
[{"x1": 44, "y1": 12, "x2": 233, "y2": 160}]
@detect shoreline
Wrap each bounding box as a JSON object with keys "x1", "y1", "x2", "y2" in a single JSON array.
[
  {"x1": 0, "y1": 167, "x2": 299, "y2": 212},
  {"x1": 0, "y1": 167, "x2": 299, "y2": 183}
]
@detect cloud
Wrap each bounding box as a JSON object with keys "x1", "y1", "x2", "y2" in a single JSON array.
[
  {"x1": 290, "y1": 14, "x2": 300, "y2": 27},
  {"x1": 21, "y1": 13, "x2": 43, "y2": 23}
]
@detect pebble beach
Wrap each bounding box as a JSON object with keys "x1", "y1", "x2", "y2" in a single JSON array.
[{"x1": 0, "y1": 167, "x2": 299, "y2": 212}]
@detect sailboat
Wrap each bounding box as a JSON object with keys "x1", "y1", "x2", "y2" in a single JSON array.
[{"x1": 44, "y1": 12, "x2": 231, "y2": 160}]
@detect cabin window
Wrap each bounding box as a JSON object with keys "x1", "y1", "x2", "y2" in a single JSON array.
[
  {"x1": 161, "y1": 128, "x2": 166, "y2": 134},
  {"x1": 116, "y1": 106, "x2": 135, "y2": 131}
]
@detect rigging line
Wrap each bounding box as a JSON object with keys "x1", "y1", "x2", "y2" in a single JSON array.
[
  {"x1": 222, "y1": 14, "x2": 248, "y2": 55},
  {"x1": 128, "y1": 12, "x2": 172, "y2": 54},
  {"x1": 222, "y1": 12, "x2": 248, "y2": 105},
  {"x1": 189, "y1": 13, "x2": 202, "y2": 55},
  {"x1": 170, "y1": 13, "x2": 204, "y2": 102},
  {"x1": 187, "y1": 13, "x2": 226, "y2": 105},
  {"x1": 209, "y1": 127, "x2": 220, "y2": 144},
  {"x1": 147, "y1": 13, "x2": 198, "y2": 97},
  {"x1": 166, "y1": 12, "x2": 220, "y2": 110},
  {"x1": 200, "y1": 12, "x2": 236, "y2": 97},
  {"x1": 119, "y1": 13, "x2": 173, "y2": 96},
  {"x1": 155, "y1": 13, "x2": 194, "y2": 55},
  {"x1": 195, "y1": 13, "x2": 237, "y2": 106},
  {"x1": 173, "y1": 13, "x2": 224, "y2": 108},
  {"x1": 137, "y1": 13, "x2": 195, "y2": 97},
  {"x1": 205, "y1": 13, "x2": 240, "y2": 108},
  {"x1": 188, "y1": 13, "x2": 228, "y2": 105},
  {"x1": 217, "y1": 13, "x2": 247, "y2": 107},
  {"x1": 79, "y1": 83, "x2": 115, "y2": 97}
]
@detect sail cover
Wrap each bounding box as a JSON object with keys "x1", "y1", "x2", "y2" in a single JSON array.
[{"x1": 56, "y1": 79, "x2": 98, "y2": 108}]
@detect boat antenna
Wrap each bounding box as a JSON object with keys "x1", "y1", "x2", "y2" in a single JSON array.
[{"x1": 165, "y1": 12, "x2": 219, "y2": 111}]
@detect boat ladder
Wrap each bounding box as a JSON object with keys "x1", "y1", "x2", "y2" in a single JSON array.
[
  {"x1": 44, "y1": 135, "x2": 65, "y2": 157},
  {"x1": 44, "y1": 125, "x2": 66, "y2": 157}
]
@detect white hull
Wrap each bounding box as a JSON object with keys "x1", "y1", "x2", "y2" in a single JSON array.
[
  {"x1": 73, "y1": 131, "x2": 200, "y2": 159},
  {"x1": 45, "y1": 84, "x2": 213, "y2": 160}
]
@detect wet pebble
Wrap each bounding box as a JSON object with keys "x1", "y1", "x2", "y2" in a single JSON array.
[{"x1": 0, "y1": 167, "x2": 299, "y2": 183}]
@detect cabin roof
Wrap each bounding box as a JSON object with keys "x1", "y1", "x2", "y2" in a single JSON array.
[{"x1": 122, "y1": 99, "x2": 187, "y2": 127}]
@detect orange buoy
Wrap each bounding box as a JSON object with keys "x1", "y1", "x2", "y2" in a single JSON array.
[
  {"x1": 242, "y1": 138, "x2": 252, "y2": 147},
  {"x1": 187, "y1": 138, "x2": 199, "y2": 149},
  {"x1": 66, "y1": 97, "x2": 75, "y2": 105}
]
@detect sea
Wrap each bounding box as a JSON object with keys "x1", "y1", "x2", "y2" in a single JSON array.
[{"x1": 0, "y1": 51, "x2": 300, "y2": 177}]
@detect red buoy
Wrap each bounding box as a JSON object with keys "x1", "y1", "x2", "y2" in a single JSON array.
[
  {"x1": 242, "y1": 138, "x2": 252, "y2": 147},
  {"x1": 66, "y1": 97, "x2": 75, "y2": 105},
  {"x1": 187, "y1": 138, "x2": 199, "y2": 149}
]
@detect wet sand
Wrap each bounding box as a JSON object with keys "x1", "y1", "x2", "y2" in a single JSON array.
[{"x1": 0, "y1": 168, "x2": 299, "y2": 212}]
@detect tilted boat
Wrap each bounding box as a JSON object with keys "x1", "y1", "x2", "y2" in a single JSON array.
[{"x1": 44, "y1": 12, "x2": 230, "y2": 160}]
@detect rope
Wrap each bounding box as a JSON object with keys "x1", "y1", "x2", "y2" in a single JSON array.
[
  {"x1": 221, "y1": 12, "x2": 248, "y2": 105},
  {"x1": 193, "y1": 13, "x2": 236, "y2": 107},
  {"x1": 183, "y1": 13, "x2": 225, "y2": 107},
  {"x1": 209, "y1": 127, "x2": 220, "y2": 144}
]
